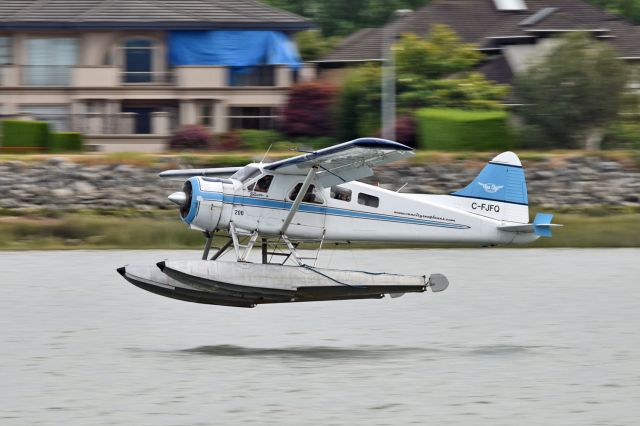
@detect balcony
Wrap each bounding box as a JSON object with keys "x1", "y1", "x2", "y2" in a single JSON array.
[
  {"x1": 0, "y1": 64, "x2": 315, "y2": 88},
  {"x1": 22, "y1": 65, "x2": 74, "y2": 86}
]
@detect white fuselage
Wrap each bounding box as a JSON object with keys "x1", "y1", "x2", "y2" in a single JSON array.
[{"x1": 183, "y1": 170, "x2": 537, "y2": 246}]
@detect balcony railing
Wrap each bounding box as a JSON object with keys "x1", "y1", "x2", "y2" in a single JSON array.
[
  {"x1": 22, "y1": 65, "x2": 73, "y2": 86},
  {"x1": 121, "y1": 71, "x2": 175, "y2": 85},
  {"x1": 0, "y1": 64, "x2": 314, "y2": 88}
]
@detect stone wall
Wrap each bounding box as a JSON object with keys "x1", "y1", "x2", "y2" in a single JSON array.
[
  {"x1": 1, "y1": 155, "x2": 639, "y2": 210},
  {"x1": 371, "y1": 156, "x2": 640, "y2": 208}
]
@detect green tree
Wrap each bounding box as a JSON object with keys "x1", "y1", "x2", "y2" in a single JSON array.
[
  {"x1": 338, "y1": 64, "x2": 382, "y2": 139},
  {"x1": 294, "y1": 30, "x2": 340, "y2": 61},
  {"x1": 587, "y1": 0, "x2": 640, "y2": 23},
  {"x1": 337, "y1": 25, "x2": 509, "y2": 138},
  {"x1": 514, "y1": 33, "x2": 629, "y2": 149},
  {"x1": 264, "y1": 0, "x2": 431, "y2": 36},
  {"x1": 395, "y1": 26, "x2": 481, "y2": 79}
]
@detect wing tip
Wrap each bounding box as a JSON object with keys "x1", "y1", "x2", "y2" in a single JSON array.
[{"x1": 352, "y1": 137, "x2": 414, "y2": 151}]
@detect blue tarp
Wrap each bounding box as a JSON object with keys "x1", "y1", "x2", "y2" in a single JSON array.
[{"x1": 168, "y1": 30, "x2": 301, "y2": 69}]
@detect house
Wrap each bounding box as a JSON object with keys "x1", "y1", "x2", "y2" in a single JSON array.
[
  {"x1": 315, "y1": 0, "x2": 640, "y2": 85},
  {"x1": 0, "y1": 0, "x2": 315, "y2": 152}
]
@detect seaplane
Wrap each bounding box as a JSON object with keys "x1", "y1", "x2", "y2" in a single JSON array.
[{"x1": 118, "y1": 138, "x2": 560, "y2": 308}]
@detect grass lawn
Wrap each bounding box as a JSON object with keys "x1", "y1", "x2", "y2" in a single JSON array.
[{"x1": 0, "y1": 209, "x2": 638, "y2": 250}]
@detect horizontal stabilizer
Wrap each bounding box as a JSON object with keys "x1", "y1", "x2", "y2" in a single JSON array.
[
  {"x1": 159, "y1": 167, "x2": 241, "y2": 179},
  {"x1": 498, "y1": 213, "x2": 562, "y2": 237},
  {"x1": 533, "y1": 213, "x2": 561, "y2": 237}
]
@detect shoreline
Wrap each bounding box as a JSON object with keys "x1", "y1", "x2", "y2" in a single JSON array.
[{"x1": 0, "y1": 209, "x2": 638, "y2": 249}]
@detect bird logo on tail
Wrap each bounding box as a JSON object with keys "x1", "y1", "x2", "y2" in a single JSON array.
[{"x1": 478, "y1": 182, "x2": 504, "y2": 194}]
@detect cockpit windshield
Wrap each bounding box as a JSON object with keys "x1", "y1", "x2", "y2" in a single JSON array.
[{"x1": 230, "y1": 166, "x2": 261, "y2": 183}]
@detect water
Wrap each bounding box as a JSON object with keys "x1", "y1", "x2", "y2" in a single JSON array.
[{"x1": 0, "y1": 249, "x2": 638, "y2": 425}]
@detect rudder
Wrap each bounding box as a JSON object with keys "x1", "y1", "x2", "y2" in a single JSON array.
[{"x1": 449, "y1": 152, "x2": 529, "y2": 223}]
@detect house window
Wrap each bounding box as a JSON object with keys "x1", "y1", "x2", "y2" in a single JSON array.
[
  {"x1": 249, "y1": 175, "x2": 274, "y2": 193},
  {"x1": 229, "y1": 65, "x2": 275, "y2": 86},
  {"x1": 229, "y1": 106, "x2": 278, "y2": 130},
  {"x1": 330, "y1": 186, "x2": 352, "y2": 202},
  {"x1": 358, "y1": 192, "x2": 379, "y2": 208},
  {"x1": 0, "y1": 37, "x2": 11, "y2": 65},
  {"x1": 197, "y1": 101, "x2": 214, "y2": 128},
  {"x1": 123, "y1": 39, "x2": 154, "y2": 83},
  {"x1": 289, "y1": 183, "x2": 324, "y2": 204},
  {"x1": 25, "y1": 38, "x2": 78, "y2": 85},
  {"x1": 19, "y1": 105, "x2": 71, "y2": 131}
]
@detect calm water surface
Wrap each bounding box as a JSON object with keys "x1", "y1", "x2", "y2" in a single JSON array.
[{"x1": 0, "y1": 249, "x2": 638, "y2": 425}]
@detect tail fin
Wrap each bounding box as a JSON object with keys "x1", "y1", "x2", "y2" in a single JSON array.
[{"x1": 449, "y1": 152, "x2": 529, "y2": 223}]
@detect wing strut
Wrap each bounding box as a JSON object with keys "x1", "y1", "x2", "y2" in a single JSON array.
[{"x1": 280, "y1": 166, "x2": 318, "y2": 235}]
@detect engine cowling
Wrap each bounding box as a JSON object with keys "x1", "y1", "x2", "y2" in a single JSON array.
[{"x1": 168, "y1": 177, "x2": 226, "y2": 232}]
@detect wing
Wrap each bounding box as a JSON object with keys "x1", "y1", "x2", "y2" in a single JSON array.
[
  {"x1": 159, "y1": 167, "x2": 242, "y2": 179},
  {"x1": 263, "y1": 138, "x2": 414, "y2": 187}
]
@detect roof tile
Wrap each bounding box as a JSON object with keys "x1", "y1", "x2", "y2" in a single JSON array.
[
  {"x1": 320, "y1": 0, "x2": 640, "y2": 61},
  {"x1": 0, "y1": 0, "x2": 313, "y2": 29}
]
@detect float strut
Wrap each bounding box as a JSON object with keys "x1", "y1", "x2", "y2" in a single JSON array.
[
  {"x1": 202, "y1": 231, "x2": 213, "y2": 260},
  {"x1": 261, "y1": 238, "x2": 268, "y2": 264},
  {"x1": 210, "y1": 237, "x2": 233, "y2": 261}
]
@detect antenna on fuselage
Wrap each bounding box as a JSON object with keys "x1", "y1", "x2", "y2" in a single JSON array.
[
  {"x1": 259, "y1": 144, "x2": 273, "y2": 164},
  {"x1": 396, "y1": 183, "x2": 408, "y2": 193}
]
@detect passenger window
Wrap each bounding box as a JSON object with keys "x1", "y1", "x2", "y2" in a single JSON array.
[
  {"x1": 330, "y1": 186, "x2": 352, "y2": 202},
  {"x1": 289, "y1": 183, "x2": 324, "y2": 204},
  {"x1": 358, "y1": 192, "x2": 379, "y2": 208},
  {"x1": 249, "y1": 174, "x2": 274, "y2": 193}
]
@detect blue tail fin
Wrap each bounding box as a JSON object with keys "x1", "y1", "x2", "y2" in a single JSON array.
[{"x1": 449, "y1": 152, "x2": 529, "y2": 223}]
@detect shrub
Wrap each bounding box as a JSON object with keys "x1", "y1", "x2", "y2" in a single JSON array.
[
  {"x1": 238, "y1": 129, "x2": 282, "y2": 151},
  {"x1": 216, "y1": 131, "x2": 244, "y2": 151},
  {"x1": 338, "y1": 64, "x2": 381, "y2": 140},
  {"x1": 169, "y1": 125, "x2": 211, "y2": 151},
  {"x1": 415, "y1": 108, "x2": 514, "y2": 151},
  {"x1": 292, "y1": 136, "x2": 337, "y2": 150},
  {"x1": 49, "y1": 132, "x2": 83, "y2": 153},
  {"x1": 375, "y1": 116, "x2": 417, "y2": 147},
  {"x1": 1, "y1": 120, "x2": 49, "y2": 150},
  {"x1": 282, "y1": 82, "x2": 337, "y2": 137},
  {"x1": 602, "y1": 122, "x2": 640, "y2": 150}
]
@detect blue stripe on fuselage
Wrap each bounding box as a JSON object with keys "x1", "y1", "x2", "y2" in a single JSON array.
[{"x1": 192, "y1": 188, "x2": 469, "y2": 230}]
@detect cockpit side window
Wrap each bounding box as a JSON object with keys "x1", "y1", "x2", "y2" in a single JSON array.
[
  {"x1": 330, "y1": 186, "x2": 352, "y2": 202},
  {"x1": 231, "y1": 166, "x2": 261, "y2": 183},
  {"x1": 249, "y1": 174, "x2": 274, "y2": 193},
  {"x1": 357, "y1": 192, "x2": 379, "y2": 208},
  {"x1": 289, "y1": 183, "x2": 324, "y2": 204}
]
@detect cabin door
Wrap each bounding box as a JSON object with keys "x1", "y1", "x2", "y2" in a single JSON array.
[{"x1": 283, "y1": 182, "x2": 326, "y2": 239}]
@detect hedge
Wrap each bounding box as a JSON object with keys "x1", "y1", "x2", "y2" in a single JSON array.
[
  {"x1": 1, "y1": 120, "x2": 50, "y2": 150},
  {"x1": 49, "y1": 132, "x2": 83, "y2": 153},
  {"x1": 415, "y1": 108, "x2": 514, "y2": 151},
  {"x1": 238, "y1": 129, "x2": 281, "y2": 151}
]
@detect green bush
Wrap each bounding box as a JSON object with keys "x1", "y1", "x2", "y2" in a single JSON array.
[
  {"x1": 292, "y1": 136, "x2": 337, "y2": 150},
  {"x1": 602, "y1": 122, "x2": 640, "y2": 150},
  {"x1": 49, "y1": 132, "x2": 83, "y2": 153},
  {"x1": 238, "y1": 129, "x2": 283, "y2": 151},
  {"x1": 415, "y1": 108, "x2": 514, "y2": 151},
  {"x1": 1, "y1": 120, "x2": 50, "y2": 150}
]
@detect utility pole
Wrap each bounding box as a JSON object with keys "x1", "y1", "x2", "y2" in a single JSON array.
[{"x1": 381, "y1": 9, "x2": 412, "y2": 142}]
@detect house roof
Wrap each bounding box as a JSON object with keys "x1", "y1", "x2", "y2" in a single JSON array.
[
  {"x1": 476, "y1": 55, "x2": 514, "y2": 84},
  {"x1": 318, "y1": 0, "x2": 640, "y2": 62},
  {"x1": 0, "y1": 0, "x2": 313, "y2": 30}
]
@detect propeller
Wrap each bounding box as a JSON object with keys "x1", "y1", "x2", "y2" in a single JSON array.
[{"x1": 168, "y1": 191, "x2": 187, "y2": 206}]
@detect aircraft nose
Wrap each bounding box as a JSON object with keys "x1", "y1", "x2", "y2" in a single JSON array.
[{"x1": 168, "y1": 191, "x2": 187, "y2": 206}]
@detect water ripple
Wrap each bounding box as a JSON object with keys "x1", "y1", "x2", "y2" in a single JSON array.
[{"x1": 176, "y1": 344, "x2": 433, "y2": 359}]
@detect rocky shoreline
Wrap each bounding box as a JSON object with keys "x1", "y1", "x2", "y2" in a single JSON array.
[{"x1": 1, "y1": 155, "x2": 639, "y2": 210}]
